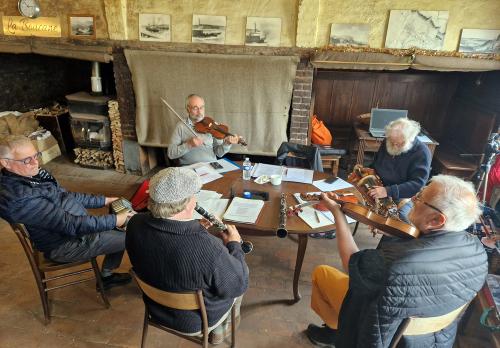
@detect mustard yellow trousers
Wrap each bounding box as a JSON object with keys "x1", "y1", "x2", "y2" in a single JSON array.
[{"x1": 311, "y1": 265, "x2": 349, "y2": 329}]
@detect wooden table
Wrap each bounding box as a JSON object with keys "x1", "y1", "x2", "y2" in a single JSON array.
[
  {"x1": 353, "y1": 124, "x2": 439, "y2": 166},
  {"x1": 204, "y1": 169, "x2": 334, "y2": 303}
]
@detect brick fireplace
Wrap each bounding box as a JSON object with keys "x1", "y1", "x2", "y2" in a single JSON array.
[{"x1": 289, "y1": 58, "x2": 314, "y2": 145}]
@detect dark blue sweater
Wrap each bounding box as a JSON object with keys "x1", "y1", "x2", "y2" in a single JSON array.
[
  {"x1": 126, "y1": 213, "x2": 249, "y2": 334},
  {"x1": 0, "y1": 169, "x2": 116, "y2": 253},
  {"x1": 372, "y1": 138, "x2": 431, "y2": 200}
]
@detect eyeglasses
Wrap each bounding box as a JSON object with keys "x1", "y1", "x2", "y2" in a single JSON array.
[
  {"x1": 188, "y1": 105, "x2": 205, "y2": 112},
  {"x1": 412, "y1": 190, "x2": 444, "y2": 215},
  {"x1": 1, "y1": 152, "x2": 42, "y2": 165}
]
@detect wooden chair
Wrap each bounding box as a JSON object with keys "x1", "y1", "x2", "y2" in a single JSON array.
[
  {"x1": 130, "y1": 269, "x2": 236, "y2": 348},
  {"x1": 10, "y1": 223, "x2": 110, "y2": 324},
  {"x1": 389, "y1": 302, "x2": 469, "y2": 348}
]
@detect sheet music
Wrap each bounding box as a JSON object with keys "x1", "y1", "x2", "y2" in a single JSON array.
[
  {"x1": 223, "y1": 197, "x2": 264, "y2": 224},
  {"x1": 284, "y1": 168, "x2": 314, "y2": 184},
  {"x1": 194, "y1": 165, "x2": 223, "y2": 184},
  {"x1": 251, "y1": 163, "x2": 284, "y2": 178},
  {"x1": 313, "y1": 177, "x2": 353, "y2": 192},
  {"x1": 293, "y1": 192, "x2": 356, "y2": 225}
]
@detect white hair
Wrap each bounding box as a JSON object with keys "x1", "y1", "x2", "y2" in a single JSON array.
[
  {"x1": 427, "y1": 175, "x2": 481, "y2": 232},
  {"x1": 0, "y1": 135, "x2": 32, "y2": 158},
  {"x1": 385, "y1": 118, "x2": 421, "y2": 144},
  {"x1": 186, "y1": 94, "x2": 204, "y2": 108}
]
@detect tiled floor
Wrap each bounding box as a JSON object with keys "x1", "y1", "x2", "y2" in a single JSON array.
[{"x1": 0, "y1": 158, "x2": 489, "y2": 347}]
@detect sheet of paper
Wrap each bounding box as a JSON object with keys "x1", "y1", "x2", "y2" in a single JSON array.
[
  {"x1": 223, "y1": 197, "x2": 264, "y2": 224},
  {"x1": 293, "y1": 192, "x2": 356, "y2": 224},
  {"x1": 313, "y1": 177, "x2": 353, "y2": 192},
  {"x1": 284, "y1": 167, "x2": 314, "y2": 184},
  {"x1": 196, "y1": 190, "x2": 222, "y2": 201},
  {"x1": 250, "y1": 163, "x2": 284, "y2": 178},
  {"x1": 194, "y1": 165, "x2": 223, "y2": 184},
  {"x1": 417, "y1": 134, "x2": 432, "y2": 143},
  {"x1": 193, "y1": 198, "x2": 229, "y2": 220},
  {"x1": 213, "y1": 158, "x2": 241, "y2": 173}
]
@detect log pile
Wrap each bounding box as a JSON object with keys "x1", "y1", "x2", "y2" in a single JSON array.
[
  {"x1": 108, "y1": 100, "x2": 125, "y2": 173},
  {"x1": 74, "y1": 147, "x2": 114, "y2": 169}
]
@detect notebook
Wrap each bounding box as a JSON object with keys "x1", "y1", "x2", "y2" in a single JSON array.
[{"x1": 369, "y1": 108, "x2": 408, "y2": 138}]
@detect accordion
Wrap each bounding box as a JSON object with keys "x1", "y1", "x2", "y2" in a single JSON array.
[{"x1": 110, "y1": 198, "x2": 133, "y2": 214}]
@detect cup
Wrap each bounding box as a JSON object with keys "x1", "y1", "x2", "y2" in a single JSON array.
[{"x1": 270, "y1": 174, "x2": 282, "y2": 186}]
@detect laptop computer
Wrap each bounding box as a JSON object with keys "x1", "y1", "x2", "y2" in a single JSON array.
[{"x1": 369, "y1": 108, "x2": 408, "y2": 138}]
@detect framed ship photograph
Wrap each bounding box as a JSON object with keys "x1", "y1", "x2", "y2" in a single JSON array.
[
  {"x1": 329, "y1": 23, "x2": 370, "y2": 47},
  {"x1": 245, "y1": 17, "x2": 281, "y2": 47},
  {"x1": 139, "y1": 13, "x2": 171, "y2": 42},
  {"x1": 459, "y1": 29, "x2": 500, "y2": 54},
  {"x1": 192, "y1": 14, "x2": 226, "y2": 45},
  {"x1": 68, "y1": 15, "x2": 95, "y2": 39}
]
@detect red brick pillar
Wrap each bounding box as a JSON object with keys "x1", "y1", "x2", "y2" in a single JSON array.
[{"x1": 289, "y1": 59, "x2": 313, "y2": 145}]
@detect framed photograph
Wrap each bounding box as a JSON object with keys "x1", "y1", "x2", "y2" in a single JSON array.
[
  {"x1": 139, "y1": 13, "x2": 171, "y2": 42},
  {"x1": 68, "y1": 15, "x2": 95, "y2": 38},
  {"x1": 245, "y1": 17, "x2": 281, "y2": 47},
  {"x1": 459, "y1": 29, "x2": 500, "y2": 54},
  {"x1": 329, "y1": 23, "x2": 370, "y2": 47},
  {"x1": 192, "y1": 14, "x2": 226, "y2": 45},
  {"x1": 385, "y1": 10, "x2": 449, "y2": 50}
]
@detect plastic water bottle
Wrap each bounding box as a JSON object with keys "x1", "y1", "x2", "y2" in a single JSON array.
[{"x1": 242, "y1": 157, "x2": 252, "y2": 180}]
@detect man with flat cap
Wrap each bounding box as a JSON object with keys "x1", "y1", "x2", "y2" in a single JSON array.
[{"x1": 126, "y1": 167, "x2": 249, "y2": 344}]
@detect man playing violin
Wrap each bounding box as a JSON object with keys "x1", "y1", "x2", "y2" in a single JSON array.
[
  {"x1": 368, "y1": 118, "x2": 431, "y2": 222},
  {"x1": 167, "y1": 94, "x2": 240, "y2": 165},
  {"x1": 306, "y1": 175, "x2": 487, "y2": 348}
]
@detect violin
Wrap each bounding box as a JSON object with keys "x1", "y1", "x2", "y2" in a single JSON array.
[
  {"x1": 291, "y1": 190, "x2": 420, "y2": 239},
  {"x1": 194, "y1": 116, "x2": 247, "y2": 146},
  {"x1": 347, "y1": 165, "x2": 398, "y2": 217}
]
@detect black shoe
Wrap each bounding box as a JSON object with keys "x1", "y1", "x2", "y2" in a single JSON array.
[
  {"x1": 306, "y1": 324, "x2": 337, "y2": 347},
  {"x1": 98, "y1": 273, "x2": 132, "y2": 290}
]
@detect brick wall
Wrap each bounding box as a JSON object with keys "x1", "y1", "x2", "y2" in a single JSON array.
[{"x1": 289, "y1": 58, "x2": 313, "y2": 145}]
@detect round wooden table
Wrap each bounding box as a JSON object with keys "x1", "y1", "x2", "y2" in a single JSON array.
[{"x1": 204, "y1": 169, "x2": 336, "y2": 303}]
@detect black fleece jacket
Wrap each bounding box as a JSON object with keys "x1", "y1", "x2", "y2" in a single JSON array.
[{"x1": 126, "y1": 212, "x2": 249, "y2": 334}]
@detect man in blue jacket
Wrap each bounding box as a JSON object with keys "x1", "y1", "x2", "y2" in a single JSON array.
[
  {"x1": 0, "y1": 135, "x2": 134, "y2": 289},
  {"x1": 368, "y1": 118, "x2": 431, "y2": 222}
]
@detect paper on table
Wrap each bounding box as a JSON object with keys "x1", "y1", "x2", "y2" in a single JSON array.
[
  {"x1": 251, "y1": 163, "x2": 284, "y2": 178},
  {"x1": 193, "y1": 198, "x2": 230, "y2": 220},
  {"x1": 194, "y1": 165, "x2": 223, "y2": 184},
  {"x1": 223, "y1": 197, "x2": 264, "y2": 224},
  {"x1": 213, "y1": 158, "x2": 241, "y2": 173},
  {"x1": 284, "y1": 167, "x2": 314, "y2": 184},
  {"x1": 313, "y1": 177, "x2": 353, "y2": 192},
  {"x1": 293, "y1": 192, "x2": 356, "y2": 224}
]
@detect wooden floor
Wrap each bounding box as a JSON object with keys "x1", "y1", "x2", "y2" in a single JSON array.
[{"x1": 0, "y1": 157, "x2": 491, "y2": 347}]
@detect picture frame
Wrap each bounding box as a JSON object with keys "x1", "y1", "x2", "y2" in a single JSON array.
[
  {"x1": 192, "y1": 14, "x2": 226, "y2": 45},
  {"x1": 68, "y1": 15, "x2": 96, "y2": 39},
  {"x1": 139, "y1": 13, "x2": 171, "y2": 42},
  {"x1": 245, "y1": 17, "x2": 281, "y2": 47},
  {"x1": 459, "y1": 29, "x2": 500, "y2": 54},
  {"x1": 329, "y1": 23, "x2": 370, "y2": 47}
]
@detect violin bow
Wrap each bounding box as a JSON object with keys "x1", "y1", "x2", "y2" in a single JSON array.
[{"x1": 160, "y1": 97, "x2": 199, "y2": 138}]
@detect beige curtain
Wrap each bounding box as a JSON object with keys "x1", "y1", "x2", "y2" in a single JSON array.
[{"x1": 124, "y1": 50, "x2": 299, "y2": 156}]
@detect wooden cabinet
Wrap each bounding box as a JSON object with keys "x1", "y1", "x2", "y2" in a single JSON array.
[{"x1": 35, "y1": 112, "x2": 75, "y2": 154}]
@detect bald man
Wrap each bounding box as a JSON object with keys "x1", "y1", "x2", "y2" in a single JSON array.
[{"x1": 167, "y1": 94, "x2": 240, "y2": 165}]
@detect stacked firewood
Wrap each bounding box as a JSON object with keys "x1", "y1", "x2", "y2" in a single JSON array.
[
  {"x1": 74, "y1": 148, "x2": 114, "y2": 169},
  {"x1": 108, "y1": 100, "x2": 125, "y2": 173}
]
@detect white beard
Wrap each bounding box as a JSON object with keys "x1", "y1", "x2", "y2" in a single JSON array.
[{"x1": 386, "y1": 140, "x2": 412, "y2": 156}]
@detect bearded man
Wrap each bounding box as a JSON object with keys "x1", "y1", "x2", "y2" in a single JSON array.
[
  {"x1": 167, "y1": 94, "x2": 240, "y2": 166},
  {"x1": 368, "y1": 117, "x2": 431, "y2": 222}
]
